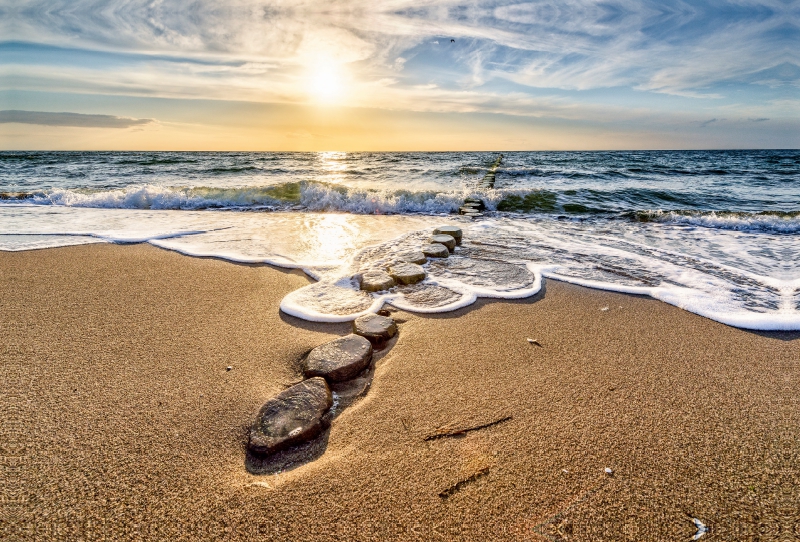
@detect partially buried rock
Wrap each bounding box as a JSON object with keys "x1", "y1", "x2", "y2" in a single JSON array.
[
  {"x1": 433, "y1": 226, "x2": 462, "y2": 245},
  {"x1": 359, "y1": 270, "x2": 396, "y2": 292},
  {"x1": 353, "y1": 313, "x2": 397, "y2": 347},
  {"x1": 430, "y1": 234, "x2": 456, "y2": 252},
  {"x1": 248, "y1": 377, "x2": 333, "y2": 456},
  {"x1": 303, "y1": 334, "x2": 373, "y2": 382},
  {"x1": 388, "y1": 262, "x2": 426, "y2": 284},
  {"x1": 398, "y1": 250, "x2": 427, "y2": 265},
  {"x1": 422, "y1": 243, "x2": 449, "y2": 258}
]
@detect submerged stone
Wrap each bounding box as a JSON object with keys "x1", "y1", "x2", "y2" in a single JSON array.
[
  {"x1": 433, "y1": 226, "x2": 463, "y2": 244},
  {"x1": 359, "y1": 270, "x2": 396, "y2": 292},
  {"x1": 303, "y1": 334, "x2": 373, "y2": 382},
  {"x1": 388, "y1": 262, "x2": 427, "y2": 284},
  {"x1": 248, "y1": 377, "x2": 333, "y2": 456},
  {"x1": 422, "y1": 243, "x2": 449, "y2": 258},
  {"x1": 430, "y1": 234, "x2": 456, "y2": 252},
  {"x1": 353, "y1": 313, "x2": 398, "y2": 347},
  {"x1": 398, "y1": 250, "x2": 427, "y2": 265}
]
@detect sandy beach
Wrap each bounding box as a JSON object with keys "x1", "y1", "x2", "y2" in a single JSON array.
[{"x1": 2, "y1": 243, "x2": 798, "y2": 541}]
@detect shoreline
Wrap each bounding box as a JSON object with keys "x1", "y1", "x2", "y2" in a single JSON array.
[{"x1": 3, "y1": 243, "x2": 799, "y2": 540}]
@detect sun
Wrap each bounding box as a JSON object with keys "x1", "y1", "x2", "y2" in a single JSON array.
[{"x1": 307, "y1": 63, "x2": 345, "y2": 104}]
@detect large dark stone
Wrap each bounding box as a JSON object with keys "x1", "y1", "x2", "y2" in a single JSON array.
[
  {"x1": 303, "y1": 334, "x2": 373, "y2": 382},
  {"x1": 388, "y1": 262, "x2": 427, "y2": 284},
  {"x1": 353, "y1": 313, "x2": 398, "y2": 347},
  {"x1": 248, "y1": 377, "x2": 333, "y2": 456},
  {"x1": 434, "y1": 226, "x2": 463, "y2": 244}
]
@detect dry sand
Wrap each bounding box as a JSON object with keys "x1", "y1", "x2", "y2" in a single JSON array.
[{"x1": 2, "y1": 243, "x2": 799, "y2": 541}]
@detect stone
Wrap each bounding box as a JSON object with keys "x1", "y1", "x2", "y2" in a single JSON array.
[
  {"x1": 398, "y1": 250, "x2": 427, "y2": 265},
  {"x1": 303, "y1": 334, "x2": 373, "y2": 382},
  {"x1": 433, "y1": 226, "x2": 463, "y2": 244},
  {"x1": 248, "y1": 377, "x2": 333, "y2": 456},
  {"x1": 359, "y1": 270, "x2": 396, "y2": 292},
  {"x1": 422, "y1": 243, "x2": 449, "y2": 258},
  {"x1": 430, "y1": 234, "x2": 456, "y2": 252},
  {"x1": 388, "y1": 262, "x2": 426, "y2": 284},
  {"x1": 463, "y1": 198, "x2": 486, "y2": 211},
  {"x1": 353, "y1": 313, "x2": 398, "y2": 347}
]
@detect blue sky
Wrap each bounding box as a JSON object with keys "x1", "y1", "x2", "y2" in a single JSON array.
[{"x1": 1, "y1": 0, "x2": 798, "y2": 150}]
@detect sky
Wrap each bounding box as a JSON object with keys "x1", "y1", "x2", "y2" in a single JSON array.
[{"x1": 1, "y1": 0, "x2": 798, "y2": 150}]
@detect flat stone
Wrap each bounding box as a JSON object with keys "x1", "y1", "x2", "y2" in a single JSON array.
[
  {"x1": 434, "y1": 226, "x2": 463, "y2": 244},
  {"x1": 303, "y1": 334, "x2": 373, "y2": 382},
  {"x1": 430, "y1": 234, "x2": 456, "y2": 252},
  {"x1": 398, "y1": 250, "x2": 427, "y2": 265},
  {"x1": 248, "y1": 377, "x2": 333, "y2": 456},
  {"x1": 353, "y1": 313, "x2": 398, "y2": 347},
  {"x1": 422, "y1": 243, "x2": 449, "y2": 258},
  {"x1": 359, "y1": 270, "x2": 396, "y2": 292},
  {"x1": 388, "y1": 262, "x2": 427, "y2": 284}
]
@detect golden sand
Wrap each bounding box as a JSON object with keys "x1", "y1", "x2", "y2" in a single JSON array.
[{"x1": 2, "y1": 243, "x2": 798, "y2": 540}]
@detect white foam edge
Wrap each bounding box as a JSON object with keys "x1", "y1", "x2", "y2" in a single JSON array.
[
  {"x1": 542, "y1": 270, "x2": 800, "y2": 331},
  {"x1": 279, "y1": 264, "x2": 544, "y2": 322}
]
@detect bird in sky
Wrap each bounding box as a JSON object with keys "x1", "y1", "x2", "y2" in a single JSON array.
[{"x1": 450, "y1": 39, "x2": 455, "y2": 43}]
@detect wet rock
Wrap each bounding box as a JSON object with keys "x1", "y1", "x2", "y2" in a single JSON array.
[
  {"x1": 422, "y1": 243, "x2": 449, "y2": 258},
  {"x1": 248, "y1": 377, "x2": 333, "y2": 456},
  {"x1": 463, "y1": 198, "x2": 486, "y2": 211},
  {"x1": 398, "y1": 250, "x2": 427, "y2": 265},
  {"x1": 434, "y1": 226, "x2": 462, "y2": 244},
  {"x1": 359, "y1": 270, "x2": 396, "y2": 292},
  {"x1": 303, "y1": 334, "x2": 373, "y2": 382},
  {"x1": 388, "y1": 262, "x2": 427, "y2": 284},
  {"x1": 353, "y1": 313, "x2": 397, "y2": 347},
  {"x1": 430, "y1": 234, "x2": 456, "y2": 252}
]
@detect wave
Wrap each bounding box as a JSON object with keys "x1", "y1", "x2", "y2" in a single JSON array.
[
  {"x1": 630, "y1": 210, "x2": 800, "y2": 233},
  {"x1": 2, "y1": 183, "x2": 798, "y2": 234}
]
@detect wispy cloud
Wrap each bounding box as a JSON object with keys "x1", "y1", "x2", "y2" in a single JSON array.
[
  {"x1": 0, "y1": 110, "x2": 154, "y2": 128},
  {"x1": 1, "y1": 0, "x2": 798, "y2": 126}
]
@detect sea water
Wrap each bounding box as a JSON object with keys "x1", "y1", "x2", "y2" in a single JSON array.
[{"x1": 1, "y1": 150, "x2": 798, "y2": 330}]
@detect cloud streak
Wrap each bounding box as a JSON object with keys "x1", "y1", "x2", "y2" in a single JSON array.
[
  {"x1": 1, "y1": 0, "x2": 798, "y2": 133},
  {"x1": 0, "y1": 110, "x2": 154, "y2": 128}
]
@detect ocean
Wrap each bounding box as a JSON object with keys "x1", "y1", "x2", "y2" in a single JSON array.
[{"x1": 1, "y1": 150, "x2": 798, "y2": 330}]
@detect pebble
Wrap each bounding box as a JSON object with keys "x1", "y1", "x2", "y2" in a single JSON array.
[{"x1": 604, "y1": 467, "x2": 613, "y2": 475}]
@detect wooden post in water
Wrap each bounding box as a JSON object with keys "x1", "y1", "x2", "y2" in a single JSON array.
[{"x1": 460, "y1": 153, "x2": 503, "y2": 217}]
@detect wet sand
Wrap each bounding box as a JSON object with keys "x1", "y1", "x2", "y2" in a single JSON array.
[{"x1": 2, "y1": 243, "x2": 799, "y2": 541}]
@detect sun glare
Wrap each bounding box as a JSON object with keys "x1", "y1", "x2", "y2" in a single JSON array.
[{"x1": 307, "y1": 63, "x2": 345, "y2": 104}]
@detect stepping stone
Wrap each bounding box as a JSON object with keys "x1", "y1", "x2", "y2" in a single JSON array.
[
  {"x1": 422, "y1": 243, "x2": 449, "y2": 258},
  {"x1": 303, "y1": 334, "x2": 373, "y2": 382},
  {"x1": 463, "y1": 198, "x2": 486, "y2": 211},
  {"x1": 359, "y1": 270, "x2": 396, "y2": 292},
  {"x1": 430, "y1": 234, "x2": 456, "y2": 252},
  {"x1": 434, "y1": 226, "x2": 462, "y2": 244},
  {"x1": 248, "y1": 377, "x2": 333, "y2": 456},
  {"x1": 353, "y1": 313, "x2": 397, "y2": 347},
  {"x1": 388, "y1": 262, "x2": 427, "y2": 284},
  {"x1": 398, "y1": 250, "x2": 427, "y2": 265}
]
